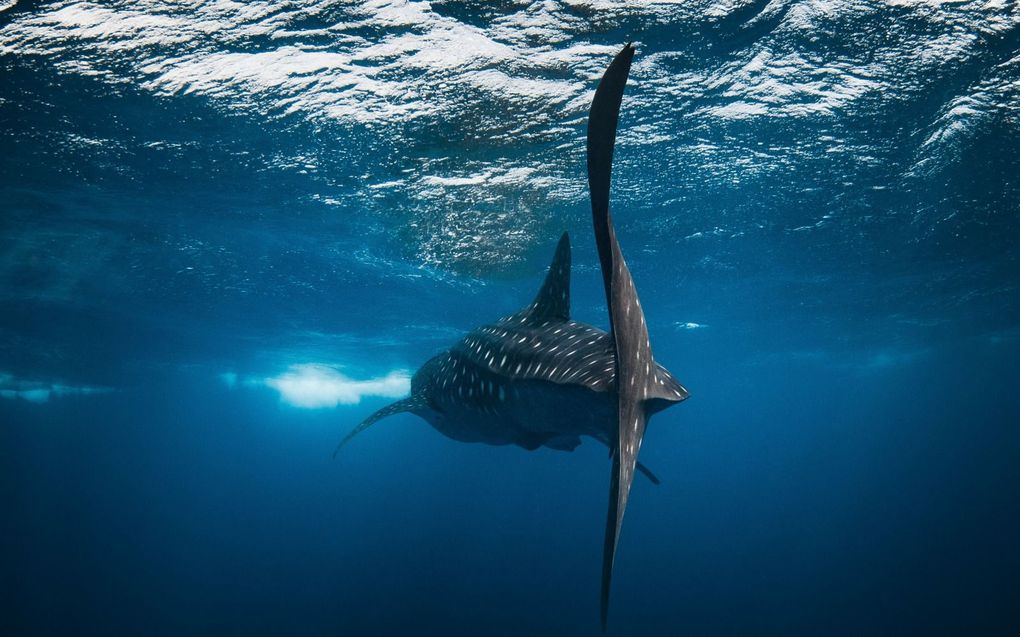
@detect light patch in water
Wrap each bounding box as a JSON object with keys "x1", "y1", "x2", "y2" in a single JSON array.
[
  {"x1": 263, "y1": 364, "x2": 410, "y2": 409},
  {"x1": 0, "y1": 372, "x2": 112, "y2": 404},
  {"x1": 219, "y1": 372, "x2": 239, "y2": 388},
  {"x1": 675, "y1": 322, "x2": 707, "y2": 330}
]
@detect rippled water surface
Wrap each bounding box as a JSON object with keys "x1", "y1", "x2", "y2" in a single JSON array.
[{"x1": 2, "y1": 1, "x2": 1019, "y2": 635}]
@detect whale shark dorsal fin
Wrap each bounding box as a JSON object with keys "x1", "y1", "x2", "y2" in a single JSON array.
[
  {"x1": 586, "y1": 42, "x2": 659, "y2": 632},
  {"x1": 509, "y1": 231, "x2": 571, "y2": 323}
]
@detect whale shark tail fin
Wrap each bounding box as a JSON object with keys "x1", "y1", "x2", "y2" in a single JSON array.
[
  {"x1": 586, "y1": 42, "x2": 668, "y2": 632},
  {"x1": 332, "y1": 395, "x2": 425, "y2": 458}
]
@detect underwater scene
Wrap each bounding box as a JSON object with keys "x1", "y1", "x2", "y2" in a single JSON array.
[{"x1": 2, "y1": 1, "x2": 1019, "y2": 635}]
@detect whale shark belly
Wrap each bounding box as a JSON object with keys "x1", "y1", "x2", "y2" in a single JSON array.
[
  {"x1": 423, "y1": 375, "x2": 614, "y2": 450},
  {"x1": 505, "y1": 379, "x2": 615, "y2": 437}
]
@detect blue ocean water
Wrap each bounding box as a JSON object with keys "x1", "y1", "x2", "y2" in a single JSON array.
[{"x1": 2, "y1": 1, "x2": 1019, "y2": 635}]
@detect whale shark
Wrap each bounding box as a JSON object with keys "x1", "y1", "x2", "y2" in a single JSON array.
[{"x1": 335, "y1": 43, "x2": 688, "y2": 630}]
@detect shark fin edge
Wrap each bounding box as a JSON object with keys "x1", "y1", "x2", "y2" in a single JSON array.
[
  {"x1": 600, "y1": 397, "x2": 649, "y2": 631},
  {"x1": 588, "y1": 42, "x2": 671, "y2": 632},
  {"x1": 511, "y1": 231, "x2": 571, "y2": 324},
  {"x1": 332, "y1": 396, "x2": 423, "y2": 458}
]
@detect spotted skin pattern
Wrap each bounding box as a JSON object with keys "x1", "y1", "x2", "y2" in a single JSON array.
[{"x1": 401, "y1": 230, "x2": 686, "y2": 453}]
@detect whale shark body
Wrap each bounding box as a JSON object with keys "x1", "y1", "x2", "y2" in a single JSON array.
[{"x1": 336, "y1": 44, "x2": 688, "y2": 630}]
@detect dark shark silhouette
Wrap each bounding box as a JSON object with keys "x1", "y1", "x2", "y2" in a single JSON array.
[{"x1": 335, "y1": 44, "x2": 688, "y2": 630}]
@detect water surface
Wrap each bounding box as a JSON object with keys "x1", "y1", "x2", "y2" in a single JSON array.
[{"x1": 2, "y1": 1, "x2": 1019, "y2": 635}]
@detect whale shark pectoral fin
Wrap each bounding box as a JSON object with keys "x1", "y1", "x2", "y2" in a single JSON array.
[
  {"x1": 544, "y1": 434, "x2": 582, "y2": 452},
  {"x1": 637, "y1": 461, "x2": 661, "y2": 486},
  {"x1": 647, "y1": 365, "x2": 690, "y2": 404},
  {"x1": 332, "y1": 396, "x2": 423, "y2": 458},
  {"x1": 508, "y1": 231, "x2": 571, "y2": 324}
]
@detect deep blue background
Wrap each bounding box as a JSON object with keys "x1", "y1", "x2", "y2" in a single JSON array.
[
  {"x1": 4, "y1": 339, "x2": 1019, "y2": 635},
  {"x1": 2, "y1": 1, "x2": 1019, "y2": 635}
]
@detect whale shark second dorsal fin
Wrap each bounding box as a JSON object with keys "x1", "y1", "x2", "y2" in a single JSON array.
[
  {"x1": 586, "y1": 42, "x2": 659, "y2": 632},
  {"x1": 508, "y1": 231, "x2": 571, "y2": 324}
]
